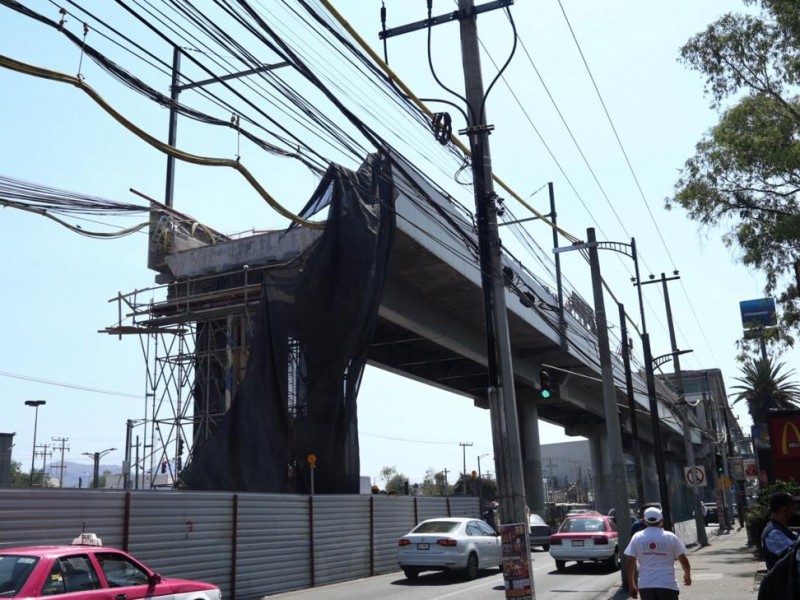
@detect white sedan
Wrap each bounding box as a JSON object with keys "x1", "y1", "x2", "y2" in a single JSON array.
[{"x1": 397, "y1": 517, "x2": 502, "y2": 580}]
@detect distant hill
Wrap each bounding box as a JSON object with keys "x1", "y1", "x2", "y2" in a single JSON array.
[{"x1": 46, "y1": 460, "x2": 122, "y2": 488}]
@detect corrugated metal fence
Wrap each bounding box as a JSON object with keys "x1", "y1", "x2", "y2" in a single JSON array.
[{"x1": 0, "y1": 489, "x2": 478, "y2": 599}]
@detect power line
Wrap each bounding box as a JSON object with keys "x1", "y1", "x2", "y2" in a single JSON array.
[{"x1": 0, "y1": 370, "x2": 140, "y2": 398}]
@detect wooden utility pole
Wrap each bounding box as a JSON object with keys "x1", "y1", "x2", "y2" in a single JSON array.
[{"x1": 52, "y1": 437, "x2": 70, "y2": 488}]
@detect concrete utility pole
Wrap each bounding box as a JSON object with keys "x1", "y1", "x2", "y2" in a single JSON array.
[
  {"x1": 378, "y1": 0, "x2": 527, "y2": 532},
  {"x1": 52, "y1": 437, "x2": 70, "y2": 488},
  {"x1": 585, "y1": 228, "x2": 632, "y2": 587},
  {"x1": 36, "y1": 444, "x2": 52, "y2": 487},
  {"x1": 457, "y1": 0, "x2": 528, "y2": 533},
  {"x1": 618, "y1": 303, "x2": 645, "y2": 504},
  {"x1": 460, "y1": 442, "x2": 473, "y2": 492},
  {"x1": 653, "y1": 273, "x2": 708, "y2": 546}
]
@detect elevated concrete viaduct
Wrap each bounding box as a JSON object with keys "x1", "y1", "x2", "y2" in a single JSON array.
[{"x1": 128, "y1": 154, "x2": 697, "y2": 517}]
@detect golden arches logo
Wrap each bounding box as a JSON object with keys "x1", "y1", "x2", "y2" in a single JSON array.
[{"x1": 780, "y1": 420, "x2": 800, "y2": 456}]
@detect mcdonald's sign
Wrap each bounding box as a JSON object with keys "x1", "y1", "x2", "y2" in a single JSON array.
[{"x1": 769, "y1": 415, "x2": 800, "y2": 459}]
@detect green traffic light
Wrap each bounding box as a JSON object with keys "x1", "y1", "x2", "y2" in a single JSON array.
[{"x1": 541, "y1": 390, "x2": 551, "y2": 399}]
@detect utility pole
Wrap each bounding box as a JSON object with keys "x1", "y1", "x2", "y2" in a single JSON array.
[
  {"x1": 83, "y1": 448, "x2": 116, "y2": 489},
  {"x1": 442, "y1": 467, "x2": 450, "y2": 496},
  {"x1": 380, "y1": 0, "x2": 527, "y2": 531},
  {"x1": 124, "y1": 419, "x2": 133, "y2": 490},
  {"x1": 52, "y1": 437, "x2": 70, "y2": 488},
  {"x1": 556, "y1": 228, "x2": 631, "y2": 588},
  {"x1": 36, "y1": 444, "x2": 52, "y2": 487},
  {"x1": 618, "y1": 303, "x2": 645, "y2": 504},
  {"x1": 456, "y1": 0, "x2": 527, "y2": 531},
  {"x1": 460, "y1": 442, "x2": 473, "y2": 493},
  {"x1": 643, "y1": 273, "x2": 708, "y2": 546}
]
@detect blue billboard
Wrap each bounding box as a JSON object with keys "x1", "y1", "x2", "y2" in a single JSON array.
[{"x1": 739, "y1": 298, "x2": 777, "y2": 329}]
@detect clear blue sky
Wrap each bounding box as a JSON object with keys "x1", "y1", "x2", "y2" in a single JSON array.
[{"x1": 0, "y1": 1, "x2": 783, "y2": 487}]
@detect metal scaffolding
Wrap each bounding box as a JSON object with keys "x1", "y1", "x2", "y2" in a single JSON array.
[{"x1": 105, "y1": 266, "x2": 268, "y2": 489}]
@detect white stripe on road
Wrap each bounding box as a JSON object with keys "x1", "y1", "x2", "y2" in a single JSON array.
[{"x1": 428, "y1": 559, "x2": 554, "y2": 600}]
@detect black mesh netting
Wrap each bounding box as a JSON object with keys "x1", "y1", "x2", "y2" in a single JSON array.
[{"x1": 181, "y1": 153, "x2": 395, "y2": 493}]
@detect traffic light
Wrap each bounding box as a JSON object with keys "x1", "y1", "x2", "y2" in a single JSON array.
[
  {"x1": 539, "y1": 370, "x2": 552, "y2": 399},
  {"x1": 714, "y1": 452, "x2": 724, "y2": 475}
]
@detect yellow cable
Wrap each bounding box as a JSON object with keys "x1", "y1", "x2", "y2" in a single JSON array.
[
  {"x1": 0, "y1": 199, "x2": 149, "y2": 237},
  {"x1": 0, "y1": 54, "x2": 324, "y2": 230},
  {"x1": 318, "y1": 0, "x2": 580, "y2": 244}
]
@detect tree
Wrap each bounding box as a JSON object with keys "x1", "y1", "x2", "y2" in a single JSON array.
[
  {"x1": 9, "y1": 461, "x2": 28, "y2": 487},
  {"x1": 421, "y1": 468, "x2": 451, "y2": 497},
  {"x1": 731, "y1": 356, "x2": 800, "y2": 423},
  {"x1": 671, "y1": 0, "x2": 800, "y2": 347},
  {"x1": 378, "y1": 465, "x2": 409, "y2": 495}
]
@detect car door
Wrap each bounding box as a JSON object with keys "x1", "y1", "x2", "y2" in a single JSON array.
[
  {"x1": 40, "y1": 554, "x2": 114, "y2": 600},
  {"x1": 475, "y1": 520, "x2": 502, "y2": 565},
  {"x1": 92, "y1": 551, "x2": 174, "y2": 600}
]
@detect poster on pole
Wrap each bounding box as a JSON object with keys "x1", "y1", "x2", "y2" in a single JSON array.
[
  {"x1": 500, "y1": 523, "x2": 534, "y2": 600},
  {"x1": 728, "y1": 457, "x2": 745, "y2": 481}
]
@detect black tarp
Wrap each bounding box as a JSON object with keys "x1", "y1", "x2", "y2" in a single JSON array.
[{"x1": 182, "y1": 153, "x2": 395, "y2": 493}]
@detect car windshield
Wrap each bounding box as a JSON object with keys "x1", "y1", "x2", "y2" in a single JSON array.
[
  {"x1": 559, "y1": 518, "x2": 605, "y2": 533},
  {"x1": 529, "y1": 514, "x2": 546, "y2": 525},
  {"x1": 0, "y1": 555, "x2": 38, "y2": 597},
  {"x1": 412, "y1": 521, "x2": 459, "y2": 534}
]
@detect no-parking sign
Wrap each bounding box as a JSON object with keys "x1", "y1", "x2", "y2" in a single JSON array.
[{"x1": 684, "y1": 466, "x2": 706, "y2": 486}]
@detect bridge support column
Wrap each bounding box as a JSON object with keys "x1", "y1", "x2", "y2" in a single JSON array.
[
  {"x1": 520, "y1": 400, "x2": 544, "y2": 515},
  {"x1": 589, "y1": 431, "x2": 612, "y2": 512}
]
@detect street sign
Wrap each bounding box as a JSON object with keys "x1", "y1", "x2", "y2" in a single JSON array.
[
  {"x1": 740, "y1": 298, "x2": 777, "y2": 329},
  {"x1": 684, "y1": 466, "x2": 706, "y2": 486}
]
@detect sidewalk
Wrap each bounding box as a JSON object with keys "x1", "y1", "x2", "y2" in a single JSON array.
[{"x1": 600, "y1": 525, "x2": 763, "y2": 600}]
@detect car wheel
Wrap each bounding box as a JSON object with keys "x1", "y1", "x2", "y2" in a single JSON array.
[
  {"x1": 606, "y1": 550, "x2": 619, "y2": 571},
  {"x1": 555, "y1": 559, "x2": 566, "y2": 571},
  {"x1": 403, "y1": 568, "x2": 419, "y2": 580},
  {"x1": 464, "y1": 553, "x2": 479, "y2": 580}
]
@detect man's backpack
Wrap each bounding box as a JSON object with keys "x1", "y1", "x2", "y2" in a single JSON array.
[{"x1": 758, "y1": 538, "x2": 800, "y2": 600}]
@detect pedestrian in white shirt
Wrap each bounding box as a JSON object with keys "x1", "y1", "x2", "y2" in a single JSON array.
[{"x1": 624, "y1": 507, "x2": 692, "y2": 600}]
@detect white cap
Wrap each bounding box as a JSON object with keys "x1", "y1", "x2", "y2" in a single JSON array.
[{"x1": 643, "y1": 507, "x2": 663, "y2": 524}]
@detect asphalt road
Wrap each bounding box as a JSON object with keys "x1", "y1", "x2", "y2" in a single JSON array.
[{"x1": 265, "y1": 549, "x2": 621, "y2": 600}]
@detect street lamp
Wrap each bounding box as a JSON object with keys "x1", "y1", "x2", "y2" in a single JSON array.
[{"x1": 24, "y1": 400, "x2": 45, "y2": 486}]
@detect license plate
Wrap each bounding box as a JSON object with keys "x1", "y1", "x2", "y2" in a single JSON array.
[
  {"x1": 417, "y1": 543, "x2": 429, "y2": 550},
  {"x1": 572, "y1": 540, "x2": 584, "y2": 547}
]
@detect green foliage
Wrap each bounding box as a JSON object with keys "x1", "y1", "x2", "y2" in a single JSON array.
[
  {"x1": 731, "y1": 357, "x2": 800, "y2": 423},
  {"x1": 744, "y1": 480, "x2": 800, "y2": 551},
  {"x1": 421, "y1": 468, "x2": 451, "y2": 497},
  {"x1": 378, "y1": 465, "x2": 409, "y2": 495},
  {"x1": 672, "y1": 1, "x2": 800, "y2": 349},
  {"x1": 9, "y1": 461, "x2": 29, "y2": 487}
]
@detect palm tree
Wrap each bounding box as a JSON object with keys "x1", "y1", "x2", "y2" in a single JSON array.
[{"x1": 731, "y1": 357, "x2": 800, "y2": 424}]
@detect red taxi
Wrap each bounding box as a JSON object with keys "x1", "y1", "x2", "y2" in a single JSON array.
[
  {"x1": 0, "y1": 533, "x2": 221, "y2": 599},
  {"x1": 548, "y1": 511, "x2": 619, "y2": 571}
]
